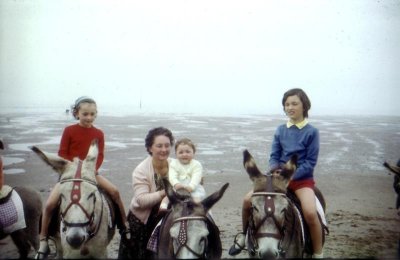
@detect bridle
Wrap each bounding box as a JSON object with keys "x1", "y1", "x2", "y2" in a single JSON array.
[
  {"x1": 170, "y1": 201, "x2": 208, "y2": 258},
  {"x1": 59, "y1": 160, "x2": 103, "y2": 241},
  {"x1": 249, "y1": 173, "x2": 290, "y2": 257}
]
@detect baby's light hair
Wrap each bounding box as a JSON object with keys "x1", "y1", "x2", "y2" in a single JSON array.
[{"x1": 175, "y1": 138, "x2": 196, "y2": 154}]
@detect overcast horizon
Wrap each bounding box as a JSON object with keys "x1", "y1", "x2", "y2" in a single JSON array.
[{"x1": 1, "y1": 0, "x2": 399, "y2": 117}]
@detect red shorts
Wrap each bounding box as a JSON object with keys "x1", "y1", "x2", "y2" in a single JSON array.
[{"x1": 288, "y1": 179, "x2": 315, "y2": 191}]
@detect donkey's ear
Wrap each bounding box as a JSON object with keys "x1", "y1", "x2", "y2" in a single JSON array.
[
  {"x1": 162, "y1": 178, "x2": 179, "y2": 204},
  {"x1": 85, "y1": 139, "x2": 99, "y2": 162},
  {"x1": 31, "y1": 146, "x2": 69, "y2": 175},
  {"x1": 201, "y1": 183, "x2": 229, "y2": 211},
  {"x1": 243, "y1": 150, "x2": 263, "y2": 181},
  {"x1": 280, "y1": 154, "x2": 298, "y2": 180}
]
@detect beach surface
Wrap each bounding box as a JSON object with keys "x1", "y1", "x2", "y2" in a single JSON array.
[{"x1": 0, "y1": 112, "x2": 399, "y2": 259}]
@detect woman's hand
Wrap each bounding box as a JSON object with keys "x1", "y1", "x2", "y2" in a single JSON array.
[
  {"x1": 158, "y1": 189, "x2": 166, "y2": 198},
  {"x1": 174, "y1": 183, "x2": 184, "y2": 190}
]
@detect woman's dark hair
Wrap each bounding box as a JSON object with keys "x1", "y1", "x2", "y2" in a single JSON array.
[
  {"x1": 145, "y1": 127, "x2": 174, "y2": 155},
  {"x1": 282, "y1": 88, "x2": 311, "y2": 118}
]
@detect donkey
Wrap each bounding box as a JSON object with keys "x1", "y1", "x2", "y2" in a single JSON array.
[
  {"x1": 0, "y1": 139, "x2": 43, "y2": 259},
  {"x1": 31, "y1": 140, "x2": 116, "y2": 258},
  {"x1": 156, "y1": 178, "x2": 229, "y2": 259},
  {"x1": 0, "y1": 186, "x2": 43, "y2": 258},
  {"x1": 242, "y1": 149, "x2": 327, "y2": 258}
]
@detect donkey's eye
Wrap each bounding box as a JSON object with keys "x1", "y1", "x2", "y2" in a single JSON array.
[{"x1": 252, "y1": 206, "x2": 259, "y2": 213}]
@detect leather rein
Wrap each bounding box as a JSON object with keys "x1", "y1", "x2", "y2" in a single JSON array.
[{"x1": 59, "y1": 160, "x2": 103, "y2": 241}]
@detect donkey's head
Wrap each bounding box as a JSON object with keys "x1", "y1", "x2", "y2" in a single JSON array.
[
  {"x1": 243, "y1": 149, "x2": 297, "y2": 258},
  {"x1": 162, "y1": 178, "x2": 228, "y2": 259},
  {"x1": 31, "y1": 140, "x2": 102, "y2": 253}
]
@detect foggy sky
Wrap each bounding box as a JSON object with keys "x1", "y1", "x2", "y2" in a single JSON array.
[{"x1": 1, "y1": 0, "x2": 399, "y2": 116}]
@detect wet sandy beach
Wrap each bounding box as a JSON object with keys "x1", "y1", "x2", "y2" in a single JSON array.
[{"x1": 1, "y1": 112, "x2": 399, "y2": 258}]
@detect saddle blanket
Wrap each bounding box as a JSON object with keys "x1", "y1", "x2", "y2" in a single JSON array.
[
  {"x1": 0, "y1": 188, "x2": 26, "y2": 233},
  {"x1": 316, "y1": 196, "x2": 327, "y2": 227},
  {"x1": 147, "y1": 219, "x2": 162, "y2": 253}
]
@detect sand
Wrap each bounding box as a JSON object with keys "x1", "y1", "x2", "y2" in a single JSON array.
[{"x1": 0, "y1": 113, "x2": 399, "y2": 259}]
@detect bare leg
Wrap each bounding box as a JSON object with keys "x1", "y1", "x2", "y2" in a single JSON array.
[
  {"x1": 39, "y1": 183, "x2": 60, "y2": 239},
  {"x1": 36, "y1": 183, "x2": 60, "y2": 258},
  {"x1": 295, "y1": 187, "x2": 323, "y2": 256},
  {"x1": 242, "y1": 190, "x2": 252, "y2": 233}
]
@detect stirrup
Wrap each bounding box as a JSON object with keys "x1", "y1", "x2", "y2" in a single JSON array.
[
  {"x1": 35, "y1": 238, "x2": 50, "y2": 259},
  {"x1": 228, "y1": 232, "x2": 245, "y2": 256}
]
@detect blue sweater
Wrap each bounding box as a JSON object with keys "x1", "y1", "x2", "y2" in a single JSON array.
[{"x1": 269, "y1": 123, "x2": 319, "y2": 181}]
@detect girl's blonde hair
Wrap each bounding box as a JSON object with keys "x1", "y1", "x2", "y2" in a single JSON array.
[{"x1": 175, "y1": 138, "x2": 196, "y2": 154}]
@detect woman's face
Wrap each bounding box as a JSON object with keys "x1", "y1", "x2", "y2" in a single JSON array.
[
  {"x1": 284, "y1": 95, "x2": 304, "y2": 123},
  {"x1": 150, "y1": 135, "x2": 171, "y2": 161}
]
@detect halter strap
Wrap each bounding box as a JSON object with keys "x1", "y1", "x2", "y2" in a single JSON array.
[
  {"x1": 172, "y1": 203, "x2": 208, "y2": 258},
  {"x1": 250, "y1": 174, "x2": 287, "y2": 251},
  {"x1": 60, "y1": 160, "x2": 102, "y2": 241}
]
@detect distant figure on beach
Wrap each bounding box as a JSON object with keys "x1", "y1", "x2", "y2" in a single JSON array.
[
  {"x1": 229, "y1": 88, "x2": 324, "y2": 258},
  {"x1": 168, "y1": 138, "x2": 206, "y2": 203},
  {"x1": 118, "y1": 127, "x2": 174, "y2": 259},
  {"x1": 35, "y1": 96, "x2": 129, "y2": 259}
]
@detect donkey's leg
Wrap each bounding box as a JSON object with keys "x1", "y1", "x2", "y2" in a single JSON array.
[{"x1": 11, "y1": 230, "x2": 31, "y2": 259}]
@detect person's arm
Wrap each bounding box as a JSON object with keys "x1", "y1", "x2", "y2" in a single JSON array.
[
  {"x1": 133, "y1": 167, "x2": 164, "y2": 209},
  {"x1": 96, "y1": 131, "x2": 105, "y2": 170},
  {"x1": 187, "y1": 160, "x2": 203, "y2": 191},
  {"x1": 168, "y1": 160, "x2": 181, "y2": 189},
  {"x1": 292, "y1": 128, "x2": 319, "y2": 180},
  {"x1": 58, "y1": 127, "x2": 70, "y2": 160},
  {"x1": 269, "y1": 126, "x2": 283, "y2": 171}
]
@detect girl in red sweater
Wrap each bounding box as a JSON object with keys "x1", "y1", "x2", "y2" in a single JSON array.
[{"x1": 36, "y1": 97, "x2": 129, "y2": 259}]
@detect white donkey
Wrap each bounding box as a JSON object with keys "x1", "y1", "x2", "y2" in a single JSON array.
[{"x1": 31, "y1": 140, "x2": 116, "y2": 259}]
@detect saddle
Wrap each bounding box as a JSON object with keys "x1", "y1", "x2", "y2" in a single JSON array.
[
  {"x1": 0, "y1": 185, "x2": 27, "y2": 234},
  {"x1": 0, "y1": 185, "x2": 13, "y2": 202}
]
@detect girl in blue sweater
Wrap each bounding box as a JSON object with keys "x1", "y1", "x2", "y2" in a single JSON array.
[{"x1": 229, "y1": 88, "x2": 323, "y2": 258}]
